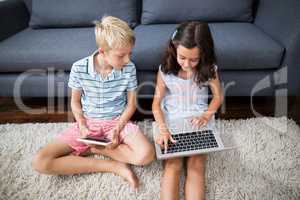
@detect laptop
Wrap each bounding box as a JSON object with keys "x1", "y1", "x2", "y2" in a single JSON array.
[{"x1": 152, "y1": 117, "x2": 237, "y2": 159}]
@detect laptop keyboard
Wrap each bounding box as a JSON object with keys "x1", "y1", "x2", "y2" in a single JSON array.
[{"x1": 161, "y1": 130, "x2": 219, "y2": 154}]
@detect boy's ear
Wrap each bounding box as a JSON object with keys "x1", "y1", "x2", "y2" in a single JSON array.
[{"x1": 98, "y1": 47, "x2": 104, "y2": 54}]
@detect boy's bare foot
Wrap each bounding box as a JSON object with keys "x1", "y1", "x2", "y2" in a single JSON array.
[
  {"x1": 115, "y1": 162, "x2": 139, "y2": 189},
  {"x1": 90, "y1": 146, "x2": 139, "y2": 188},
  {"x1": 89, "y1": 145, "x2": 105, "y2": 155}
]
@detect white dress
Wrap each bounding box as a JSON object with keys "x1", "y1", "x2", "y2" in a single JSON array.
[{"x1": 159, "y1": 65, "x2": 217, "y2": 122}]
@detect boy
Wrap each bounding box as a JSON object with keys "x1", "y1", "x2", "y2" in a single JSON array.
[{"x1": 32, "y1": 16, "x2": 155, "y2": 189}]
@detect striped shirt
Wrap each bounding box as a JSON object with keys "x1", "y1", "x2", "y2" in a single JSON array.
[{"x1": 68, "y1": 51, "x2": 137, "y2": 119}]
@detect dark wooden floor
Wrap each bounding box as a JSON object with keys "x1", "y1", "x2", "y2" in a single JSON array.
[{"x1": 0, "y1": 96, "x2": 299, "y2": 124}]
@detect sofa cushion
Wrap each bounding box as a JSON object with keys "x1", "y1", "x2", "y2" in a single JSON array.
[
  {"x1": 23, "y1": 0, "x2": 32, "y2": 13},
  {"x1": 132, "y1": 24, "x2": 175, "y2": 71},
  {"x1": 132, "y1": 23, "x2": 284, "y2": 71},
  {"x1": 210, "y1": 23, "x2": 284, "y2": 70},
  {"x1": 29, "y1": 0, "x2": 138, "y2": 29},
  {"x1": 141, "y1": 0, "x2": 253, "y2": 24},
  {"x1": 0, "y1": 28, "x2": 96, "y2": 72}
]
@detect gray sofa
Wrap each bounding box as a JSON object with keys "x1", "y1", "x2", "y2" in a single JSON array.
[{"x1": 0, "y1": 0, "x2": 299, "y2": 98}]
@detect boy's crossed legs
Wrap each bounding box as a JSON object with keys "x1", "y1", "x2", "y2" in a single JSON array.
[
  {"x1": 90, "y1": 130, "x2": 154, "y2": 165},
  {"x1": 32, "y1": 123, "x2": 155, "y2": 189},
  {"x1": 32, "y1": 140, "x2": 142, "y2": 188}
]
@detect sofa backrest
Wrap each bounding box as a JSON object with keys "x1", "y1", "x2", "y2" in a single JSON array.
[
  {"x1": 24, "y1": 0, "x2": 255, "y2": 29},
  {"x1": 28, "y1": 0, "x2": 138, "y2": 29},
  {"x1": 141, "y1": 0, "x2": 254, "y2": 24}
]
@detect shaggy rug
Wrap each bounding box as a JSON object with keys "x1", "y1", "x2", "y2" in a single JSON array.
[{"x1": 0, "y1": 117, "x2": 299, "y2": 200}]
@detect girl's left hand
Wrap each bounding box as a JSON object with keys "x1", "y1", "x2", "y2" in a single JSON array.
[{"x1": 191, "y1": 114, "x2": 211, "y2": 127}]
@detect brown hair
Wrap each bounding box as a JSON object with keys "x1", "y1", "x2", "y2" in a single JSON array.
[{"x1": 161, "y1": 21, "x2": 217, "y2": 86}]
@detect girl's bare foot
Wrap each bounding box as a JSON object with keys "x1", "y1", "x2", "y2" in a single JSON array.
[{"x1": 115, "y1": 162, "x2": 139, "y2": 189}]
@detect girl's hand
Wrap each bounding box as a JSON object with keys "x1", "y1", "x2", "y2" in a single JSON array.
[
  {"x1": 106, "y1": 128, "x2": 120, "y2": 150},
  {"x1": 155, "y1": 130, "x2": 177, "y2": 153},
  {"x1": 191, "y1": 114, "x2": 211, "y2": 127},
  {"x1": 79, "y1": 124, "x2": 90, "y2": 138}
]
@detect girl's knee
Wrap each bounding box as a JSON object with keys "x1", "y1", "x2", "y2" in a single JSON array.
[
  {"x1": 164, "y1": 158, "x2": 183, "y2": 173},
  {"x1": 187, "y1": 155, "x2": 207, "y2": 173}
]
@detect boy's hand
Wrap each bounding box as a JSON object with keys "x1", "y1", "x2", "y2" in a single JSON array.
[
  {"x1": 155, "y1": 130, "x2": 177, "y2": 153},
  {"x1": 106, "y1": 128, "x2": 120, "y2": 149},
  {"x1": 79, "y1": 124, "x2": 90, "y2": 138},
  {"x1": 191, "y1": 113, "x2": 212, "y2": 127}
]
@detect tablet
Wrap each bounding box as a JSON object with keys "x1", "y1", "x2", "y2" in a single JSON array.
[{"x1": 76, "y1": 136, "x2": 112, "y2": 146}]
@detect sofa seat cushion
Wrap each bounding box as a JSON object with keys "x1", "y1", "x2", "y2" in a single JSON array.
[
  {"x1": 132, "y1": 23, "x2": 284, "y2": 71},
  {"x1": 0, "y1": 28, "x2": 96, "y2": 72}
]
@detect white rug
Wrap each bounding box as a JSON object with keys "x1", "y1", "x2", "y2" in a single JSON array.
[{"x1": 0, "y1": 117, "x2": 299, "y2": 200}]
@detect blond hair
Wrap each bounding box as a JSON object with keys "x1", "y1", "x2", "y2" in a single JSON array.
[{"x1": 94, "y1": 16, "x2": 135, "y2": 51}]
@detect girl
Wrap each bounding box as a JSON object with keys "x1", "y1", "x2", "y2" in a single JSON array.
[{"x1": 152, "y1": 21, "x2": 223, "y2": 200}]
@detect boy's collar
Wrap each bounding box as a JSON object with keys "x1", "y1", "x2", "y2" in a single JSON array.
[
  {"x1": 87, "y1": 50, "x2": 97, "y2": 76},
  {"x1": 87, "y1": 50, "x2": 119, "y2": 79}
]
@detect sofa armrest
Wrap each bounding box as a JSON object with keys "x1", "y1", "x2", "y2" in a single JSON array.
[
  {"x1": 0, "y1": 0, "x2": 29, "y2": 42},
  {"x1": 254, "y1": 0, "x2": 300, "y2": 95}
]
